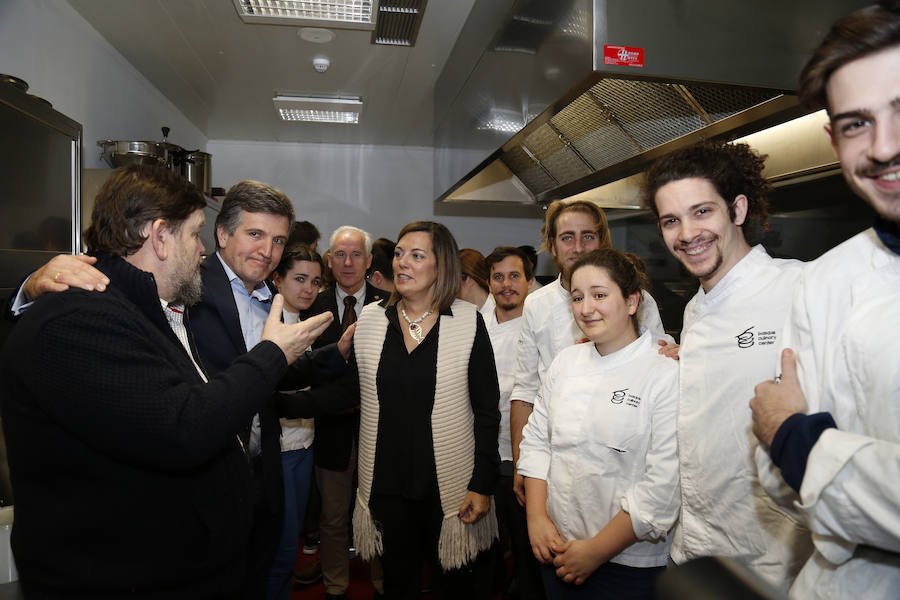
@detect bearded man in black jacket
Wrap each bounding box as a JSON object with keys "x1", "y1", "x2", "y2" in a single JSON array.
[{"x1": 0, "y1": 165, "x2": 334, "y2": 599}]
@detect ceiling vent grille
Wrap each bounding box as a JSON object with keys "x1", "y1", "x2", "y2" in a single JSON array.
[{"x1": 372, "y1": 0, "x2": 427, "y2": 46}]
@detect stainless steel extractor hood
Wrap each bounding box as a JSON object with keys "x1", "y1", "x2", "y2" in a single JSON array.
[{"x1": 433, "y1": 0, "x2": 867, "y2": 218}]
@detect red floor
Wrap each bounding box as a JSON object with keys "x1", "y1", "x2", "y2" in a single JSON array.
[
  {"x1": 289, "y1": 539, "x2": 508, "y2": 600},
  {"x1": 290, "y1": 551, "x2": 378, "y2": 600}
]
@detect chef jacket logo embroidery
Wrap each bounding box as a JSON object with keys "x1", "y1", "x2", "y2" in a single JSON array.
[
  {"x1": 736, "y1": 326, "x2": 777, "y2": 348},
  {"x1": 611, "y1": 389, "x2": 641, "y2": 407},
  {"x1": 736, "y1": 327, "x2": 755, "y2": 348}
]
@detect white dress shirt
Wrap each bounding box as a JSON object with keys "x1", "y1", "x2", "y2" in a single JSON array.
[
  {"x1": 335, "y1": 284, "x2": 365, "y2": 322},
  {"x1": 479, "y1": 294, "x2": 495, "y2": 319},
  {"x1": 216, "y1": 252, "x2": 271, "y2": 352},
  {"x1": 160, "y1": 300, "x2": 207, "y2": 383},
  {"x1": 485, "y1": 310, "x2": 522, "y2": 463},
  {"x1": 249, "y1": 309, "x2": 315, "y2": 454}
]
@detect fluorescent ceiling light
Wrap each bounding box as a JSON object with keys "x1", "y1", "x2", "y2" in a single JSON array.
[
  {"x1": 477, "y1": 117, "x2": 524, "y2": 134},
  {"x1": 234, "y1": 0, "x2": 378, "y2": 30},
  {"x1": 476, "y1": 108, "x2": 540, "y2": 134},
  {"x1": 273, "y1": 95, "x2": 362, "y2": 124}
]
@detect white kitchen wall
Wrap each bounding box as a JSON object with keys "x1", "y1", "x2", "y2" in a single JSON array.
[
  {"x1": 0, "y1": 0, "x2": 550, "y2": 269},
  {"x1": 0, "y1": 0, "x2": 206, "y2": 168},
  {"x1": 207, "y1": 140, "x2": 548, "y2": 267}
]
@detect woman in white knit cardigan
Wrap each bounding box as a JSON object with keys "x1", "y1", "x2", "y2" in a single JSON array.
[{"x1": 351, "y1": 220, "x2": 501, "y2": 600}]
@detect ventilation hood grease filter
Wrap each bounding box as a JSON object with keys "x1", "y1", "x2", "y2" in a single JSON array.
[{"x1": 503, "y1": 78, "x2": 783, "y2": 197}]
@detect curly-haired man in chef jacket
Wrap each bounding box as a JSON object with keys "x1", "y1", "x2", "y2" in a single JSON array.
[{"x1": 645, "y1": 140, "x2": 811, "y2": 593}]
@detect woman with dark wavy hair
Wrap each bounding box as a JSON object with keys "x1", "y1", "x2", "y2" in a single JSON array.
[{"x1": 351, "y1": 220, "x2": 501, "y2": 599}]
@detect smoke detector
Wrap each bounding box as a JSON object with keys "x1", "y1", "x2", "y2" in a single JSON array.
[{"x1": 312, "y1": 57, "x2": 330, "y2": 73}]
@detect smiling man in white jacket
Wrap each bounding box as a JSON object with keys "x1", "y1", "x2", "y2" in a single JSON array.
[
  {"x1": 750, "y1": 3, "x2": 900, "y2": 598},
  {"x1": 645, "y1": 140, "x2": 812, "y2": 592}
]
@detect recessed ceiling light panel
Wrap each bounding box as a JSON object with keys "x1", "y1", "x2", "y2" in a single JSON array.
[
  {"x1": 234, "y1": 0, "x2": 379, "y2": 30},
  {"x1": 273, "y1": 95, "x2": 362, "y2": 124}
]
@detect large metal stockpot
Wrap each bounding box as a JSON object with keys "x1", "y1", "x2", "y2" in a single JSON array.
[
  {"x1": 180, "y1": 151, "x2": 212, "y2": 196},
  {"x1": 97, "y1": 126, "x2": 185, "y2": 171},
  {"x1": 97, "y1": 127, "x2": 212, "y2": 195},
  {"x1": 97, "y1": 139, "x2": 176, "y2": 169}
]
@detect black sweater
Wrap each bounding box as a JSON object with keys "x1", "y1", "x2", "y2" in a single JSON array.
[{"x1": 0, "y1": 254, "x2": 287, "y2": 598}]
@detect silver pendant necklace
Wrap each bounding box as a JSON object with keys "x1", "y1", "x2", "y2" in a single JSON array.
[{"x1": 400, "y1": 304, "x2": 433, "y2": 344}]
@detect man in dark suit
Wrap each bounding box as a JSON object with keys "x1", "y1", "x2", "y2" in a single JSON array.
[
  {"x1": 302, "y1": 225, "x2": 384, "y2": 600},
  {"x1": 0, "y1": 165, "x2": 334, "y2": 598},
  {"x1": 190, "y1": 182, "x2": 357, "y2": 600}
]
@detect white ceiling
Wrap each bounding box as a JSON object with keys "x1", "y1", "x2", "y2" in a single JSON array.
[{"x1": 67, "y1": 0, "x2": 476, "y2": 146}]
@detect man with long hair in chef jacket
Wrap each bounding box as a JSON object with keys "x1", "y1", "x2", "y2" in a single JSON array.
[{"x1": 508, "y1": 200, "x2": 669, "y2": 518}]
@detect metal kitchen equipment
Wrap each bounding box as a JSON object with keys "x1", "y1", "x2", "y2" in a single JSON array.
[
  {"x1": 97, "y1": 139, "x2": 167, "y2": 168},
  {"x1": 0, "y1": 74, "x2": 28, "y2": 93},
  {"x1": 97, "y1": 127, "x2": 184, "y2": 170},
  {"x1": 157, "y1": 126, "x2": 185, "y2": 169},
  {"x1": 97, "y1": 128, "x2": 212, "y2": 195},
  {"x1": 180, "y1": 151, "x2": 212, "y2": 196}
]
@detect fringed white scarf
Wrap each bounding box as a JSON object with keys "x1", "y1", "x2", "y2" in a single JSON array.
[{"x1": 352, "y1": 299, "x2": 498, "y2": 569}]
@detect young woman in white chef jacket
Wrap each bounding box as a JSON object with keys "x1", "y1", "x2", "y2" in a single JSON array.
[{"x1": 518, "y1": 249, "x2": 680, "y2": 599}]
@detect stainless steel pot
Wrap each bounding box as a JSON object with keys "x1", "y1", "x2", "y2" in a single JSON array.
[
  {"x1": 97, "y1": 139, "x2": 171, "y2": 168},
  {"x1": 180, "y1": 151, "x2": 212, "y2": 196},
  {"x1": 97, "y1": 127, "x2": 185, "y2": 170},
  {"x1": 96, "y1": 128, "x2": 211, "y2": 195}
]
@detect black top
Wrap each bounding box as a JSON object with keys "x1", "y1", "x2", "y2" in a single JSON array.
[
  {"x1": 875, "y1": 216, "x2": 900, "y2": 255},
  {"x1": 372, "y1": 303, "x2": 500, "y2": 500},
  {"x1": 300, "y1": 283, "x2": 386, "y2": 471}
]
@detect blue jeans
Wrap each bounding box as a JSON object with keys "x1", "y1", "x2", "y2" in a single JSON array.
[{"x1": 265, "y1": 447, "x2": 314, "y2": 600}]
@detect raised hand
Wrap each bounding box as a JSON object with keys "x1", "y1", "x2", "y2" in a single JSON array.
[
  {"x1": 261, "y1": 294, "x2": 333, "y2": 364},
  {"x1": 750, "y1": 348, "x2": 808, "y2": 447}
]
